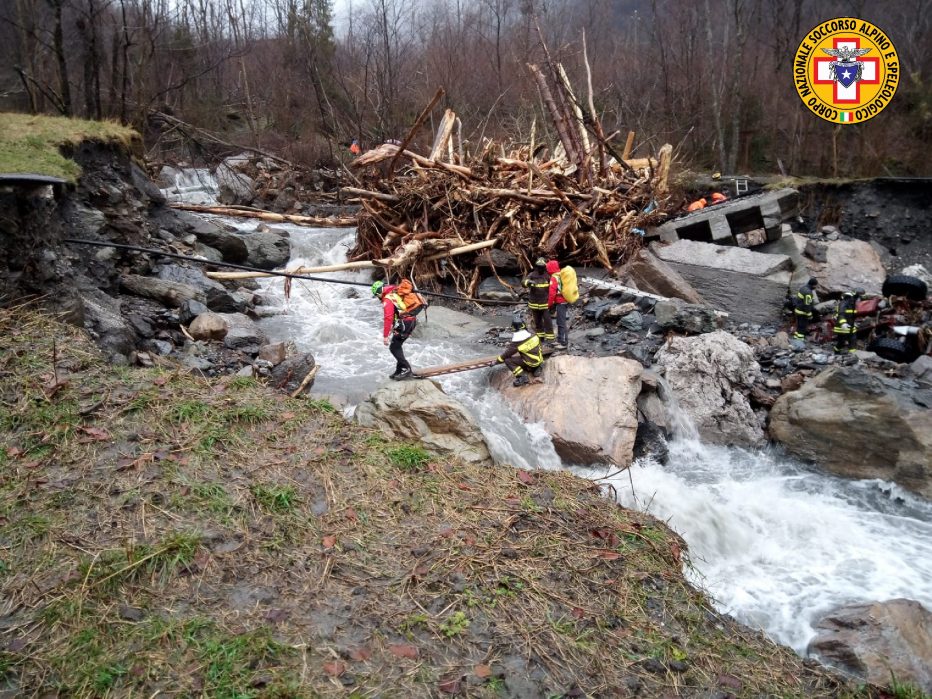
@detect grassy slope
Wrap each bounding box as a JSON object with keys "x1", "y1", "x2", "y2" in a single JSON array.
[
  {"x1": 0, "y1": 308, "x2": 879, "y2": 698},
  {"x1": 0, "y1": 112, "x2": 138, "y2": 182}
]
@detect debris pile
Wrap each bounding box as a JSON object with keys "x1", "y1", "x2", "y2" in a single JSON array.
[{"x1": 346, "y1": 59, "x2": 676, "y2": 295}]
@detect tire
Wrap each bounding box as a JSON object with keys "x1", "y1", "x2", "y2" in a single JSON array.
[
  {"x1": 867, "y1": 336, "x2": 917, "y2": 363},
  {"x1": 881, "y1": 274, "x2": 928, "y2": 301}
]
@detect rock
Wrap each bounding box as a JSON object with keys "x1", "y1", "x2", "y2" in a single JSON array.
[
  {"x1": 356, "y1": 380, "x2": 492, "y2": 466},
  {"x1": 127, "y1": 314, "x2": 154, "y2": 338},
  {"x1": 804, "y1": 239, "x2": 828, "y2": 263},
  {"x1": 654, "y1": 298, "x2": 724, "y2": 334},
  {"x1": 633, "y1": 421, "x2": 669, "y2": 464},
  {"x1": 637, "y1": 391, "x2": 668, "y2": 430},
  {"x1": 491, "y1": 355, "x2": 642, "y2": 466},
  {"x1": 218, "y1": 313, "x2": 267, "y2": 352},
  {"x1": 257, "y1": 342, "x2": 287, "y2": 366},
  {"x1": 820, "y1": 225, "x2": 840, "y2": 236},
  {"x1": 808, "y1": 599, "x2": 932, "y2": 693},
  {"x1": 654, "y1": 331, "x2": 765, "y2": 448},
  {"x1": 216, "y1": 163, "x2": 256, "y2": 206},
  {"x1": 270, "y1": 353, "x2": 316, "y2": 394},
  {"x1": 619, "y1": 311, "x2": 644, "y2": 331},
  {"x1": 769, "y1": 331, "x2": 792, "y2": 350},
  {"x1": 769, "y1": 366, "x2": 932, "y2": 498},
  {"x1": 780, "y1": 373, "x2": 806, "y2": 393},
  {"x1": 602, "y1": 302, "x2": 637, "y2": 322},
  {"x1": 193, "y1": 242, "x2": 224, "y2": 263},
  {"x1": 620, "y1": 249, "x2": 706, "y2": 304},
  {"x1": 190, "y1": 225, "x2": 250, "y2": 263},
  {"x1": 156, "y1": 264, "x2": 243, "y2": 312},
  {"x1": 148, "y1": 339, "x2": 173, "y2": 355},
  {"x1": 808, "y1": 239, "x2": 887, "y2": 296},
  {"x1": 241, "y1": 231, "x2": 291, "y2": 270},
  {"x1": 900, "y1": 264, "x2": 932, "y2": 288},
  {"x1": 476, "y1": 249, "x2": 520, "y2": 273},
  {"x1": 179, "y1": 299, "x2": 209, "y2": 325},
  {"x1": 585, "y1": 327, "x2": 605, "y2": 339},
  {"x1": 758, "y1": 232, "x2": 814, "y2": 290},
  {"x1": 188, "y1": 312, "x2": 228, "y2": 341},
  {"x1": 130, "y1": 161, "x2": 165, "y2": 204},
  {"x1": 478, "y1": 276, "x2": 520, "y2": 302},
  {"x1": 157, "y1": 165, "x2": 181, "y2": 188},
  {"x1": 651, "y1": 239, "x2": 792, "y2": 324},
  {"x1": 765, "y1": 378, "x2": 782, "y2": 389},
  {"x1": 119, "y1": 274, "x2": 199, "y2": 308},
  {"x1": 906, "y1": 355, "x2": 932, "y2": 388},
  {"x1": 80, "y1": 287, "x2": 135, "y2": 363}
]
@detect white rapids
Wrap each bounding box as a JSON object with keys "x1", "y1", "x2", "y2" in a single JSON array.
[{"x1": 206, "y1": 215, "x2": 932, "y2": 655}]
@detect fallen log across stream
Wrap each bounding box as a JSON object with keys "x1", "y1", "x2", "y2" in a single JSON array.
[{"x1": 169, "y1": 203, "x2": 357, "y2": 227}]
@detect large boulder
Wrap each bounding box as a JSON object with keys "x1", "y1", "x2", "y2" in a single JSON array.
[
  {"x1": 490, "y1": 355, "x2": 642, "y2": 466},
  {"x1": 188, "y1": 312, "x2": 228, "y2": 341},
  {"x1": 217, "y1": 313, "x2": 267, "y2": 353},
  {"x1": 80, "y1": 287, "x2": 135, "y2": 364},
  {"x1": 654, "y1": 298, "x2": 725, "y2": 334},
  {"x1": 356, "y1": 380, "x2": 492, "y2": 466},
  {"x1": 155, "y1": 264, "x2": 244, "y2": 313},
  {"x1": 270, "y1": 353, "x2": 316, "y2": 394},
  {"x1": 119, "y1": 274, "x2": 199, "y2": 308},
  {"x1": 240, "y1": 231, "x2": 291, "y2": 269},
  {"x1": 654, "y1": 331, "x2": 765, "y2": 447},
  {"x1": 806, "y1": 239, "x2": 886, "y2": 296},
  {"x1": 651, "y1": 239, "x2": 792, "y2": 324},
  {"x1": 808, "y1": 599, "x2": 932, "y2": 693},
  {"x1": 769, "y1": 366, "x2": 932, "y2": 499},
  {"x1": 215, "y1": 163, "x2": 256, "y2": 206},
  {"x1": 621, "y1": 249, "x2": 706, "y2": 304}
]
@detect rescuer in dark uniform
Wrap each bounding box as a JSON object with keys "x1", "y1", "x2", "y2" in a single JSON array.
[
  {"x1": 833, "y1": 289, "x2": 863, "y2": 354},
  {"x1": 522, "y1": 257, "x2": 555, "y2": 343},
  {"x1": 793, "y1": 278, "x2": 819, "y2": 340},
  {"x1": 496, "y1": 315, "x2": 544, "y2": 386}
]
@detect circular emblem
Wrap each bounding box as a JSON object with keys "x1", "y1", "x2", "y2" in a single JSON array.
[{"x1": 793, "y1": 17, "x2": 899, "y2": 125}]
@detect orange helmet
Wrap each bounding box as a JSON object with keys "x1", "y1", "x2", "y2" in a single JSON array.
[{"x1": 710, "y1": 192, "x2": 727, "y2": 203}]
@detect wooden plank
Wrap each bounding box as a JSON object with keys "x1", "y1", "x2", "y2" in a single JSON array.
[
  {"x1": 622, "y1": 131, "x2": 635, "y2": 160},
  {"x1": 413, "y1": 347, "x2": 555, "y2": 378}
]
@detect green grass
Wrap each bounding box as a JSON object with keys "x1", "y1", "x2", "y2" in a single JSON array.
[
  {"x1": 387, "y1": 444, "x2": 430, "y2": 471},
  {"x1": 251, "y1": 484, "x2": 298, "y2": 514},
  {"x1": 438, "y1": 611, "x2": 470, "y2": 638},
  {"x1": 0, "y1": 112, "x2": 138, "y2": 181}
]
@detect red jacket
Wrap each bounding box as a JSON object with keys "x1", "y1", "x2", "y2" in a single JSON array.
[
  {"x1": 546, "y1": 260, "x2": 565, "y2": 305},
  {"x1": 380, "y1": 285, "x2": 399, "y2": 338}
]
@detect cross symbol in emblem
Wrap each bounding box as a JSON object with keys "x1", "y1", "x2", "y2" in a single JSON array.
[{"x1": 814, "y1": 37, "x2": 880, "y2": 104}]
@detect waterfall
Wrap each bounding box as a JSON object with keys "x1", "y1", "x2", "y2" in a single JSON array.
[
  {"x1": 159, "y1": 167, "x2": 219, "y2": 205},
  {"x1": 214, "y1": 216, "x2": 932, "y2": 656}
]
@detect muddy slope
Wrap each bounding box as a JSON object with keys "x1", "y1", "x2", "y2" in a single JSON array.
[{"x1": 0, "y1": 308, "x2": 880, "y2": 698}]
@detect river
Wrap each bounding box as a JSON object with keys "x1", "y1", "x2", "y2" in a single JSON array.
[{"x1": 170, "y1": 177, "x2": 932, "y2": 656}]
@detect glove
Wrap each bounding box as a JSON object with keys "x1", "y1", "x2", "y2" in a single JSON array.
[{"x1": 383, "y1": 337, "x2": 389, "y2": 346}]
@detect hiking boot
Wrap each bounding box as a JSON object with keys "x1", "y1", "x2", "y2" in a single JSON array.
[
  {"x1": 552, "y1": 342, "x2": 567, "y2": 351},
  {"x1": 513, "y1": 374, "x2": 530, "y2": 387},
  {"x1": 531, "y1": 367, "x2": 543, "y2": 378},
  {"x1": 395, "y1": 368, "x2": 413, "y2": 380},
  {"x1": 389, "y1": 368, "x2": 403, "y2": 379}
]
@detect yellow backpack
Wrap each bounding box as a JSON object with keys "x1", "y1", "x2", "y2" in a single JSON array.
[{"x1": 559, "y1": 266, "x2": 579, "y2": 303}]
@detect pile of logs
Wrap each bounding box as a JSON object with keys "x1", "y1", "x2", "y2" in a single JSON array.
[{"x1": 345, "y1": 51, "x2": 674, "y2": 296}]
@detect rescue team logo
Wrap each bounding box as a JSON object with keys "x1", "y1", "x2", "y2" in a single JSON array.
[{"x1": 794, "y1": 17, "x2": 899, "y2": 125}]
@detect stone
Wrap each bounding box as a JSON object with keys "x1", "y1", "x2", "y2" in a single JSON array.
[
  {"x1": 906, "y1": 355, "x2": 932, "y2": 388},
  {"x1": 808, "y1": 239, "x2": 887, "y2": 296},
  {"x1": 808, "y1": 599, "x2": 932, "y2": 693},
  {"x1": 156, "y1": 264, "x2": 243, "y2": 312},
  {"x1": 257, "y1": 342, "x2": 287, "y2": 366},
  {"x1": 356, "y1": 380, "x2": 492, "y2": 466},
  {"x1": 619, "y1": 311, "x2": 644, "y2": 331},
  {"x1": 491, "y1": 355, "x2": 643, "y2": 466},
  {"x1": 127, "y1": 314, "x2": 154, "y2": 338},
  {"x1": 193, "y1": 242, "x2": 224, "y2": 263},
  {"x1": 179, "y1": 299, "x2": 209, "y2": 325},
  {"x1": 765, "y1": 378, "x2": 782, "y2": 389},
  {"x1": 769, "y1": 330, "x2": 792, "y2": 350},
  {"x1": 621, "y1": 249, "x2": 706, "y2": 304},
  {"x1": 270, "y1": 353, "x2": 316, "y2": 394},
  {"x1": 191, "y1": 225, "x2": 249, "y2": 263},
  {"x1": 651, "y1": 239, "x2": 792, "y2": 324},
  {"x1": 130, "y1": 161, "x2": 165, "y2": 204},
  {"x1": 188, "y1": 312, "x2": 228, "y2": 341},
  {"x1": 478, "y1": 276, "x2": 520, "y2": 302},
  {"x1": 804, "y1": 239, "x2": 828, "y2": 263},
  {"x1": 80, "y1": 287, "x2": 135, "y2": 363},
  {"x1": 215, "y1": 163, "x2": 256, "y2": 206},
  {"x1": 602, "y1": 302, "x2": 637, "y2": 322},
  {"x1": 476, "y1": 249, "x2": 520, "y2": 273},
  {"x1": 241, "y1": 231, "x2": 291, "y2": 270},
  {"x1": 780, "y1": 373, "x2": 805, "y2": 392},
  {"x1": 769, "y1": 366, "x2": 932, "y2": 499},
  {"x1": 654, "y1": 331, "x2": 766, "y2": 448},
  {"x1": 119, "y1": 274, "x2": 199, "y2": 308},
  {"x1": 900, "y1": 264, "x2": 932, "y2": 288},
  {"x1": 654, "y1": 298, "x2": 724, "y2": 334},
  {"x1": 637, "y1": 391, "x2": 668, "y2": 430},
  {"x1": 218, "y1": 313, "x2": 267, "y2": 352}
]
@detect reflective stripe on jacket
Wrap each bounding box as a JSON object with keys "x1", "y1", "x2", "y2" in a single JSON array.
[
  {"x1": 498, "y1": 332, "x2": 543, "y2": 367},
  {"x1": 523, "y1": 269, "x2": 552, "y2": 310}
]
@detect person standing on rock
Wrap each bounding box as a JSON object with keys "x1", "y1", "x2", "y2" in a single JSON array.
[
  {"x1": 546, "y1": 259, "x2": 569, "y2": 350},
  {"x1": 372, "y1": 280, "x2": 422, "y2": 380},
  {"x1": 793, "y1": 278, "x2": 819, "y2": 340},
  {"x1": 522, "y1": 257, "x2": 555, "y2": 344},
  {"x1": 833, "y1": 289, "x2": 863, "y2": 354},
  {"x1": 496, "y1": 315, "x2": 544, "y2": 386}
]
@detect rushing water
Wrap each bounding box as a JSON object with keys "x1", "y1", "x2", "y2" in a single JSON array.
[{"x1": 206, "y1": 214, "x2": 932, "y2": 656}]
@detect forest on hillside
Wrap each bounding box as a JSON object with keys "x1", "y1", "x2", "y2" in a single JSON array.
[{"x1": 1, "y1": 0, "x2": 930, "y2": 176}]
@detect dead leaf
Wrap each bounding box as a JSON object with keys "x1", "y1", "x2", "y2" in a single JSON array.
[
  {"x1": 473, "y1": 664, "x2": 492, "y2": 679},
  {"x1": 594, "y1": 549, "x2": 621, "y2": 561},
  {"x1": 438, "y1": 677, "x2": 462, "y2": 694},
  {"x1": 279, "y1": 411, "x2": 296, "y2": 421},
  {"x1": 349, "y1": 646, "x2": 371, "y2": 662},
  {"x1": 456, "y1": 482, "x2": 472, "y2": 491},
  {"x1": 323, "y1": 661, "x2": 345, "y2": 677},
  {"x1": 670, "y1": 541, "x2": 682, "y2": 563},
  {"x1": 344, "y1": 508, "x2": 358, "y2": 522},
  {"x1": 264, "y1": 609, "x2": 290, "y2": 623},
  {"x1": 77, "y1": 426, "x2": 111, "y2": 442},
  {"x1": 516, "y1": 470, "x2": 535, "y2": 485},
  {"x1": 322, "y1": 535, "x2": 337, "y2": 549},
  {"x1": 439, "y1": 527, "x2": 454, "y2": 538},
  {"x1": 389, "y1": 644, "x2": 419, "y2": 660},
  {"x1": 572, "y1": 607, "x2": 585, "y2": 619},
  {"x1": 153, "y1": 376, "x2": 168, "y2": 386},
  {"x1": 6, "y1": 447, "x2": 22, "y2": 458}
]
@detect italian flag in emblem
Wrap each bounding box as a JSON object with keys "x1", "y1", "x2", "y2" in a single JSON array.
[{"x1": 839, "y1": 111, "x2": 853, "y2": 123}]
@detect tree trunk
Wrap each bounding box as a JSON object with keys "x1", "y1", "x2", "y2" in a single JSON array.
[{"x1": 48, "y1": 0, "x2": 73, "y2": 116}]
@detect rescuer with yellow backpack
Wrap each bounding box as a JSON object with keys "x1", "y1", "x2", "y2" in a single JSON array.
[
  {"x1": 371, "y1": 278, "x2": 427, "y2": 380},
  {"x1": 546, "y1": 259, "x2": 578, "y2": 350},
  {"x1": 496, "y1": 314, "x2": 545, "y2": 386}
]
